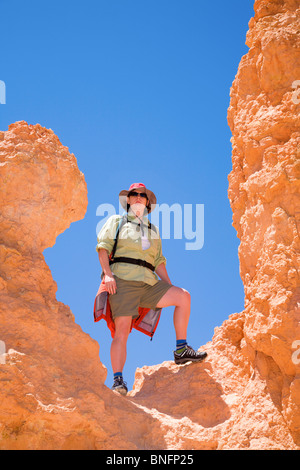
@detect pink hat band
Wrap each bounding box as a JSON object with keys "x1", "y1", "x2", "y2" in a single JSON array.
[{"x1": 119, "y1": 183, "x2": 157, "y2": 213}]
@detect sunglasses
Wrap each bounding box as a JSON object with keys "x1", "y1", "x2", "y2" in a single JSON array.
[{"x1": 128, "y1": 191, "x2": 148, "y2": 199}]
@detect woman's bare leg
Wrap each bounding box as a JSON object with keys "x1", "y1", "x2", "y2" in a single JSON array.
[
  {"x1": 156, "y1": 285, "x2": 207, "y2": 363},
  {"x1": 156, "y1": 286, "x2": 191, "y2": 339},
  {"x1": 110, "y1": 316, "x2": 132, "y2": 374}
]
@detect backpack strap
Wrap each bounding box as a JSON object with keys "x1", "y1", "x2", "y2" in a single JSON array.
[
  {"x1": 148, "y1": 220, "x2": 157, "y2": 234},
  {"x1": 110, "y1": 215, "x2": 128, "y2": 261},
  {"x1": 109, "y1": 256, "x2": 155, "y2": 272}
]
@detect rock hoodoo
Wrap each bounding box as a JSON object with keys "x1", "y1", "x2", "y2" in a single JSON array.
[
  {"x1": 227, "y1": 0, "x2": 300, "y2": 444},
  {"x1": 0, "y1": 0, "x2": 299, "y2": 450},
  {"x1": 0, "y1": 122, "x2": 164, "y2": 450}
]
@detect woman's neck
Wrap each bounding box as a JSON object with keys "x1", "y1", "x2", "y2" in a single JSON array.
[{"x1": 128, "y1": 208, "x2": 147, "y2": 221}]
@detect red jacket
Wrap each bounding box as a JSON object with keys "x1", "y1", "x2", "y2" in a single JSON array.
[{"x1": 93, "y1": 280, "x2": 162, "y2": 339}]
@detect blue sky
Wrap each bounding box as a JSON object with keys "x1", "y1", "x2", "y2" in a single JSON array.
[{"x1": 1, "y1": 0, "x2": 254, "y2": 390}]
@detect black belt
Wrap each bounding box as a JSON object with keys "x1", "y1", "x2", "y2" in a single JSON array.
[{"x1": 109, "y1": 256, "x2": 155, "y2": 272}]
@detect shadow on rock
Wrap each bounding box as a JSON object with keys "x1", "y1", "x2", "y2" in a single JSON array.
[{"x1": 129, "y1": 361, "x2": 231, "y2": 428}]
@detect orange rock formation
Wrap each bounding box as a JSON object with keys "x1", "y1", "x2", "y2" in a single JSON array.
[
  {"x1": 0, "y1": 0, "x2": 299, "y2": 450},
  {"x1": 227, "y1": 0, "x2": 300, "y2": 445},
  {"x1": 0, "y1": 121, "x2": 169, "y2": 450}
]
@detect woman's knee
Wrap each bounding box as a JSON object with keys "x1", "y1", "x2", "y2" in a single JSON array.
[
  {"x1": 180, "y1": 288, "x2": 191, "y2": 305},
  {"x1": 156, "y1": 285, "x2": 191, "y2": 309},
  {"x1": 114, "y1": 316, "x2": 132, "y2": 340}
]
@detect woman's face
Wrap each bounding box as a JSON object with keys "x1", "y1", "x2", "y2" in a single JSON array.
[{"x1": 127, "y1": 190, "x2": 148, "y2": 217}]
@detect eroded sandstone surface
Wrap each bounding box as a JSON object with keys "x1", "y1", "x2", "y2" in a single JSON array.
[
  {"x1": 227, "y1": 0, "x2": 300, "y2": 444},
  {"x1": 0, "y1": 122, "x2": 164, "y2": 450},
  {"x1": 0, "y1": 0, "x2": 299, "y2": 450}
]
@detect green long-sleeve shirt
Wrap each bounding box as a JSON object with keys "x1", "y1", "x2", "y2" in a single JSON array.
[{"x1": 96, "y1": 213, "x2": 167, "y2": 286}]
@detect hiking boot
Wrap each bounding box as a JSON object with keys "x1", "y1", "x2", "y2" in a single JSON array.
[
  {"x1": 174, "y1": 345, "x2": 207, "y2": 365},
  {"x1": 111, "y1": 377, "x2": 128, "y2": 396}
]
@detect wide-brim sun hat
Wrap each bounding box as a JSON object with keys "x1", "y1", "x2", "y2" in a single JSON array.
[{"x1": 119, "y1": 183, "x2": 157, "y2": 214}]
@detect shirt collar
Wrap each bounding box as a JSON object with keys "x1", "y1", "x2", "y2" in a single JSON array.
[{"x1": 126, "y1": 212, "x2": 148, "y2": 224}]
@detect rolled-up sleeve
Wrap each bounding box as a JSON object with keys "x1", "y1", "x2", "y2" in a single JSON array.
[
  {"x1": 154, "y1": 234, "x2": 167, "y2": 269},
  {"x1": 96, "y1": 215, "x2": 120, "y2": 253}
]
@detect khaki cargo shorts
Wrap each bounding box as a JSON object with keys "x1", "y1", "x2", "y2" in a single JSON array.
[{"x1": 109, "y1": 276, "x2": 173, "y2": 320}]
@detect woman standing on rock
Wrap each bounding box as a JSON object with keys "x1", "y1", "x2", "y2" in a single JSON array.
[{"x1": 96, "y1": 183, "x2": 207, "y2": 395}]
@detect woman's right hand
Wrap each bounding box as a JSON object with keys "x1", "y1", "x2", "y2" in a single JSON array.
[
  {"x1": 104, "y1": 274, "x2": 117, "y2": 295},
  {"x1": 98, "y1": 249, "x2": 117, "y2": 295}
]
